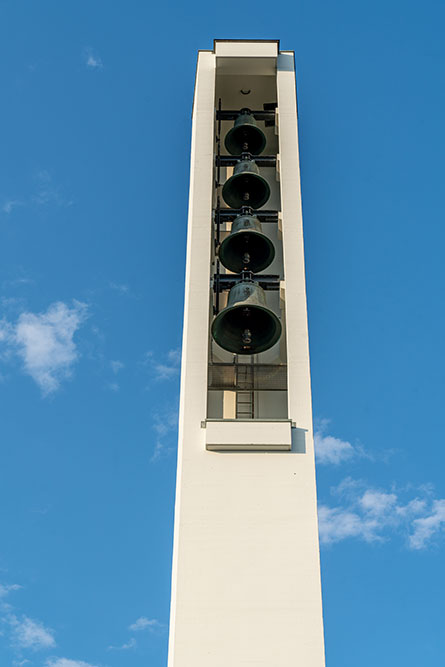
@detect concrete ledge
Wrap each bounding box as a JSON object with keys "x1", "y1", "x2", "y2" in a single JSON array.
[
  {"x1": 205, "y1": 419, "x2": 292, "y2": 452},
  {"x1": 214, "y1": 40, "x2": 279, "y2": 58}
]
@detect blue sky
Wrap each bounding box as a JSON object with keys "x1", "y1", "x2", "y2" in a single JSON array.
[{"x1": 0, "y1": 1, "x2": 444, "y2": 666}]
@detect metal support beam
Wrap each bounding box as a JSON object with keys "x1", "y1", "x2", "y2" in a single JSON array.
[
  {"x1": 216, "y1": 207, "x2": 279, "y2": 223},
  {"x1": 216, "y1": 109, "x2": 275, "y2": 122},
  {"x1": 216, "y1": 155, "x2": 276, "y2": 167},
  {"x1": 213, "y1": 273, "x2": 280, "y2": 293}
]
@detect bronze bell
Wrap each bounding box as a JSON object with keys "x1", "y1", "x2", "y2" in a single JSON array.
[
  {"x1": 224, "y1": 109, "x2": 267, "y2": 156},
  {"x1": 218, "y1": 213, "x2": 275, "y2": 273},
  {"x1": 222, "y1": 158, "x2": 270, "y2": 209},
  {"x1": 212, "y1": 279, "x2": 281, "y2": 355}
]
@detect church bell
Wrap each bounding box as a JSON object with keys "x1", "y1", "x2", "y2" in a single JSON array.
[
  {"x1": 224, "y1": 109, "x2": 267, "y2": 156},
  {"x1": 211, "y1": 279, "x2": 281, "y2": 355},
  {"x1": 222, "y1": 158, "x2": 270, "y2": 209},
  {"x1": 218, "y1": 213, "x2": 275, "y2": 273}
]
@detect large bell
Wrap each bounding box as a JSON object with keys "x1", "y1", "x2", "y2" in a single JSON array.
[
  {"x1": 218, "y1": 213, "x2": 275, "y2": 273},
  {"x1": 224, "y1": 109, "x2": 267, "y2": 156},
  {"x1": 212, "y1": 279, "x2": 281, "y2": 355},
  {"x1": 222, "y1": 158, "x2": 270, "y2": 209}
]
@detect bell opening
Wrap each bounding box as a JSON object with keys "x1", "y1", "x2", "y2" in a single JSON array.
[
  {"x1": 225, "y1": 125, "x2": 267, "y2": 156},
  {"x1": 222, "y1": 173, "x2": 270, "y2": 209},
  {"x1": 212, "y1": 304, "x2": 281, "y2": 355},
  {"x1": 218, "y1": 232, "x2": 275, "y2": 273}
]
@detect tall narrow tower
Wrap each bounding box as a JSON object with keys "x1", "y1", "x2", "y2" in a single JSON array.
[{"x1": 168, "y1": 40, "x2": 325, "y2": 666}]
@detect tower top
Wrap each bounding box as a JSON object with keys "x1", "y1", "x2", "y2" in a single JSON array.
[
  {"x1": 212, "y1": 39, "x2": 281, "y2": 58},
  {"x1": 213, "y1": 39, "x2": 280, "y2": 57}
]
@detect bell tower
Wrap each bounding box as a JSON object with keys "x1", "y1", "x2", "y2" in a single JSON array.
[{"x1": 168, "y1": 40, "x2": 325, "y2": 666}]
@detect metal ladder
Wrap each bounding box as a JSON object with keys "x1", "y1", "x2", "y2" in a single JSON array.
[{"x1": 236, "y1": 364, "x2": 255, "y2": 419}]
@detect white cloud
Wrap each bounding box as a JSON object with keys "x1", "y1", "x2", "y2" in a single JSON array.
[
  {"x1": 107, "y1": 361, "x2": 124, "y2": 391},
  {"x1": 121, "y1": 638, "x2": 137, "y2": 648},
  {"x1": 1, "y1": 296, "x2": 26, "y2": 311},
  {"x1": 32, "y1": 170, "x2": 72, "y2": 208},
  {"x1": 2, "y1": 200, "x2": 23, "y2": 214},
  {"x1": 359, "y1": 489, "x2": 397, "y2": 515},
  {"x1": 150, "y1": 408, "x2": 178, "y2": 462},
  {"x1": 315, "y1": 432, "x2": 355, "y2": 465},
  {"x1": 150, "y1": 440, "x2": 164, "y2": 463},
  {"x1": 12, "y1": 301, "x2": 87, "y2": 395},
  {"x1": 314, "y1": 420, "x2": 358, "y2": 465},
  {"x1": 144, "y1": 348, "x2": 181, "y2": 381},
  {"x1": 0, "y1": 584, "x2": 21, "y2": 598},
  {"x1": 318, "y1": 479, "x2": 445, "y2": 549},
  {"x1": 109, "y1": 282, "x2": 130, "y2": 295},
  {"x1": 0, "y1": 318, "x2": 14, "y2": 344},
  {"x1": 318, "y1": 505, "x2": 380, "y2": 544},
  {"x1": 2, "y1": 170, "x2": 71, "y2": 214},
  {"x1": 87, "y1": 56, "x2": 102, "y2": 68},
  {"x1": 84, "y1": 48, "x2": 103, "y2": 69},
  {"x1": 153, "y1": 363, "x2": 177, "y2": 380},
  {"x1": 9, "y1": 615, "x2": 56, "y2": 650},
  {"x1": 2, "y1": 276, "x2": 34, "y2": 289},
  {"x1": 128, "y1": 616, "x2": 163, "y2": 632},
  {"x1": 167, "y1": 348, "x2": 181, "y2": 365},
  {"x1": 110, "y1": 360, "x2": 124, "y2": 374},
  {"x1": 46, "y1": 659, "x2": 99, "y2": 667},
  {"x1": 0, "y1": 583, "x2": 22, "y2": 613},
  {"x1": 409, "y1": 499, "x2": 445, "y2": 550},
  {"x1": 152, "y1": 409, "x2": 178, "y2": 438},
  {"x1": 107, "y1": 637, "x2": 137, "y2": 650}
]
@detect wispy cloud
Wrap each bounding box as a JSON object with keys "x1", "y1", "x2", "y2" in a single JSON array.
[
  {"x1": 410, "y1": 499, "x2": 445, "y2": 549},
  {"x1": 144, "y1": 348, "x2": 181, "y2": 382},
  {"x1": 2, "y1": 199, "x2": 23, "y2": 214},
  {"x1": 0, "y1": 301, "x2": 88, "y2": 395},
  {"x1": 0, "y1": 584, "x2": 61, "y2": 661},
  {"x1": 46, "y1": 659, "x2": 99, "y2": 667},
  {"x1": 9, "y1": 614, "x2": 56, "y2": 650},
  {"x1": 314, "y1": 419, "x2": 364, "y2": 465},
  {"x1": 32, "y1": 170, "x2": 72, "y2": 208},
  {"x1": 107, "y1": 637, "x2": 137, "y2": 650},
  {"x1": 151, "y1": 407, "x2": 178, "y2": 463},
  {"x1": 129, "y1": 616, "x2": 164, "y2": 632},
  {"x1": 108, "y1": 617, "x2": 164, "y2": 652},
  {"x1": 318, "y1": 478, "x2": 445, "y2": 549},
  {"x1": 1, "y1": 169, "x2": 72, "y2": 216},
  {"x1": 109, "y1": 281, "x2": 130, "y2": 296},
  {"x1": 83, "y1": 48, "x2": 103, "y2": 70},
  {"x1": 2, "y1": 276, "x2": 34, "y2": 289},
  {"x1": 106, "y1": 360, "x2": 125, "y2": 392},
  {"x1": 110, "y1": 360, "x2": 124, "y2": 374},
  {"x1": 0, "y1": 584, "x2": 21, "y2": 599},
  {"x1": 0, "y1": 583, "x2": 22, "y2": 613}
]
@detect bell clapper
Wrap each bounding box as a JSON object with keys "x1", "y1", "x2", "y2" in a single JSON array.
[
  {"x1": 241, "y1": 307, "x2": 252, "y2": 348},
  {"x1": 242, "y1": 328, "x2": 252, "y2": 348}
]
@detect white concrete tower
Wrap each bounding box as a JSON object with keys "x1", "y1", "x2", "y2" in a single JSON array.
[{"x1": 168, "y1": 40, "x2": 325, "y2": 667}]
